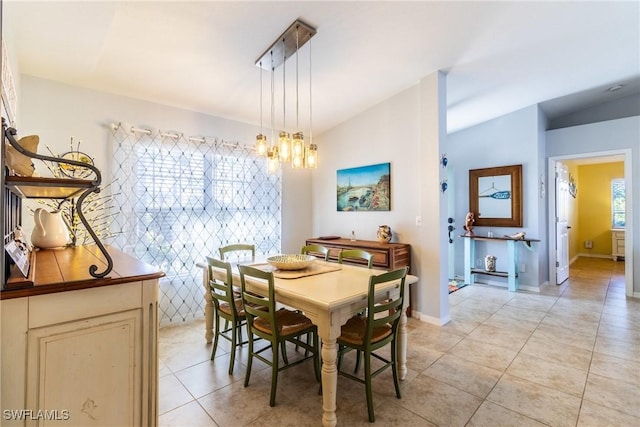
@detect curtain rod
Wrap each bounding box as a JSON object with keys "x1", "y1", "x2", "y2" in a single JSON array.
[{"x1": 111, "y1": 122, "x2": 255, "y2": 151}]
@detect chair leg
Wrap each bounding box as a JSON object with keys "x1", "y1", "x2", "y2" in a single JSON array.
[
  {"x1": 281, "y1": 341, "x2": 289, "y2": 365},
  {"x1": 229, "y1": 322, "x2": 237, "y2": 375},
  {"x1": 244, "y1": 333, "x2": 254, "y2": 388},
  {"x1": 270, "y1": 339, "x2": 280, "y2": 407},
  {"x1": 364, "y1": 352, "x2": 375, "y2": 422},
  {"x1": 211, "y1": 313, "x2": 220, "y2": 361},
  {"x1": 354, "y1": 350, "x2": 361, "y2": 374},
  {"x1": 391, "y1": 339, "x2": 401, "y2": 399}
]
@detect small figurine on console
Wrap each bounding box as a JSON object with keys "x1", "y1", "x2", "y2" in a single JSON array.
[{"x1": 463, "y1": 212, "x2": 475, "y2": 236}]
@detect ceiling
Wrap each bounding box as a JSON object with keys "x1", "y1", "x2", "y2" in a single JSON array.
[{"x1": 3, "y1": 1, "x2": 639, "y2": 135}]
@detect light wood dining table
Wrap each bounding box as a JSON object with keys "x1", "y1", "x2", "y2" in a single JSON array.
[{"x1": 198, "y1": 259, "x2": 418, "y2": 427}]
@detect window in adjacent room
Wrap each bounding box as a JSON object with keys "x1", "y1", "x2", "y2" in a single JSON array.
[{"x1": 611, "y1": 178, "x2": 625, "y2": 228}]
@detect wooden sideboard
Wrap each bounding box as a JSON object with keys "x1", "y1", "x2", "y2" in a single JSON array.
[
  {"x1": 1, "y1": 246, "x2": 164, "y2": 427},
  {"x1": 305, "y1": 238, "x2": 411, "y2": 271}
]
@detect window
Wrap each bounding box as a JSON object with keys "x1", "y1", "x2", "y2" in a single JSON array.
[
  {"x1": 611, "y1": 178, "x2": 625, "y2": 229},
  {"x1": 110, "y1": 124, "x2": 281, "y2": 324}
]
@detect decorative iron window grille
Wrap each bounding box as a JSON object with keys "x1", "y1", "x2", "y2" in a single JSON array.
[{"x1": 110, "y1": 123, "x2": 281, "y2": 324}]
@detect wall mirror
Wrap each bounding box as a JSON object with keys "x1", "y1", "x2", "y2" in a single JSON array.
[{"x1": 469, "y1": 164, "x2": 522, "y2": 227}]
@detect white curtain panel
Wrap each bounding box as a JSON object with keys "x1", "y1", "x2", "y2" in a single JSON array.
[{"x1": 110, "y1": 123, "x2": 281, "y2": 324}]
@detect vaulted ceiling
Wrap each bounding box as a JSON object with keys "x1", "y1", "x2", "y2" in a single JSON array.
[{"x1": 3, "y1": 1, "x2": 639, "y2": 134}]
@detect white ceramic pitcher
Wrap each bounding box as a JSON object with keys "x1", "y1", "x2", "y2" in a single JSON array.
[{"x1": 31, "y1": 208, "x2": 69, "y2": 249}]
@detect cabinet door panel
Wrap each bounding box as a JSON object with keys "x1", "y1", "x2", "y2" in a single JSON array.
[{"x1": 27, "y1": 310, "x2": 142, "y2": 427}]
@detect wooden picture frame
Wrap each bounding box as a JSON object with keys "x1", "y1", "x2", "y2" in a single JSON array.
[{"x1": 469, "y1": 164, "x2": 522, "y2": 227}]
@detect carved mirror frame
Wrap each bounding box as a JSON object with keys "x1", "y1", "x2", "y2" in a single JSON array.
[{"x1": 469, "y1": 164, "x2": 522, "y2": 227}]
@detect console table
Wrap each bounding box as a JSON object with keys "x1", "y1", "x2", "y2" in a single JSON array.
[{"x1": 460, "y1": 235, "x2": 539, "y2": 291}]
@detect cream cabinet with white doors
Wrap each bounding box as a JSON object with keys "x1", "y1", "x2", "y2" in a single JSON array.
[
  {"x1": 611, "y1": 229, "x2": 625, "y2": 260},
  {"x1": 1, "y1": 247, "x2": 163, "y2": 427}
]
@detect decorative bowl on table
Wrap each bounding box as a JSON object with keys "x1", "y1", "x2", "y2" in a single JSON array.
[{"x1": 267, "y1": 254, "x2": 316, "y2": 270}]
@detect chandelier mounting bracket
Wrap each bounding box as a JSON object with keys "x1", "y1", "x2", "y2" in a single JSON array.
[{"x1": 255, "y1": 19, "x2": 316, "y2": 70}]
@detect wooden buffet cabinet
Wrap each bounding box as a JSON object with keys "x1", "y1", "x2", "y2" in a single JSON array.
[
  {"x1": 1, "y1": 247, "x2": 163, "y2": 426},
  {"x1": 305, "y1": 238, "x2": 411, "y2": 271}
]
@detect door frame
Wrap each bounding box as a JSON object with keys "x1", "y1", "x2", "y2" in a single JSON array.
[{"x1": 548, "y1": 149, "x2": 634, "y2": 296}]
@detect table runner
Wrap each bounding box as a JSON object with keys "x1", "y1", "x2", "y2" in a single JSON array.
[{"x1": 250, "y1": 261, "x2": 342, "y2": 279}]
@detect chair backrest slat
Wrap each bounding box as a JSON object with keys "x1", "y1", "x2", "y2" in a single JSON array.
[
  {"x1": 366, "y1": 267, "x2": 408, "y2": 340},
  {"x1": 338, "y1": 249, "x2": 373, "y2": 268},
  {"x1": 238, "y1": 265, "x2": 279, "y2": 336},
  {"x1": 207, "y1": 257, "x2": 237, "y2": 314},
  {"x1": 301, "y1": 244, "x2": 330, "y2": 261},
  {"x1": 219, "y1": 244, "x2": 256, "y2": 261}
]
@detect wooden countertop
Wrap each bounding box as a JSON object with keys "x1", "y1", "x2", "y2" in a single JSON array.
[{"x1": 2, "y1": 245, "x2": 164, "y2": 299}]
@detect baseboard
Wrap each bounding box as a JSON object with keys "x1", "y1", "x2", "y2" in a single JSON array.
[
  {"x1": 569, "y1": 255, "x2": 580, "y2": 265},
  {"x1": 577, "y1": 252, "x2": 615, "y2": 259},
  {"x1": 417, "y1": 312, "x2": 451, "y2": 326},
  {"x1": 469, "y1": 278, "x2": 541, "y2": 293}
]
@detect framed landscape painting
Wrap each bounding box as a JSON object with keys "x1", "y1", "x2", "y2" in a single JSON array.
[{"x1": 337, "y1": 162, "x2": 390, "y2": 211}]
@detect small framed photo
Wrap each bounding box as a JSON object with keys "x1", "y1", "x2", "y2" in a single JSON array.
[{"x1": 5, "y1": 240, "x2": 30, "y2": 277}]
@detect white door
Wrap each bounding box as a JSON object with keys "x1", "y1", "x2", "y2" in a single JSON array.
[
  {"x1": 447, "y1": 165, "x2": 456, "y2": 281},
  {"x1": 555, "y1": 162, "x2": 570, "y2": 284}
]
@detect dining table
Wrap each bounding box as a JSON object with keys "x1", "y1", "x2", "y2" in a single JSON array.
[{"x1": 197, "y1": 258, "x2": 418, "y2": 427}]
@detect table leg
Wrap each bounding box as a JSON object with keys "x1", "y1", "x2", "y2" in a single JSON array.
[
  {"x1": 202, "y1": 266, "x2": 214, "y2": 343},
  {"x1": 321, "y1": 338, "x2": 338, "y2": 427},
  {"x1": 397, "y1": 309, "x2": 408, "y2": 380}
]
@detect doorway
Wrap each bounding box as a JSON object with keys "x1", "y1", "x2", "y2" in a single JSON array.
[{"x1": 548, "y1": 150, "x2": 634, "y2": 296}]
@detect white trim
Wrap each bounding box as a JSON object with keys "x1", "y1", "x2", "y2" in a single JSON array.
[
  {"x1": 548, "y1": 149, "x2": 634, "y2": 296},
  {"x1": 418, "y1": 312, "x2": 451, "y2": 326}
]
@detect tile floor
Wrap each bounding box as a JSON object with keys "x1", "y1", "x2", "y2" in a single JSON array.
[{"x1": 158, "y1": 257, "x2": 639, "y2": 426}]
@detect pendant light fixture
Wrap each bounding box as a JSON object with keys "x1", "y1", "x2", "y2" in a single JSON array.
[
  {"x1": 255, "y1": 19, "x2": 317, "y2": 173},
  {"x1": 255, "y1": 61, "x2": 268, "y2": 156}
]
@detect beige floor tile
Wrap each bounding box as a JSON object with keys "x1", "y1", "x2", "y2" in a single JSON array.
[
  {"x1": 492, "y1": 304, "x2": 548, "y2": 323},
  {"x1": 597, "y1": 322, "x2": 640, "y2": 345},
  {"x1": 545, "y1": 305, "x2": 603, "y2": 323},
  {"x1": 577, "y1": 400, "x2": 640, "y2": 427},
  {"x1": 506, "y1": 352, "x2": 588, "y2": 397},
  {"x1": 487, "y1": 374, "x2": 581, "y2": 427},
  {"x1": 484, "y1": 311, "x2": 540, "y2": 334},
  {"x1": 398, "y1": 374, "x2": 483, "y2": 427},
  {"x1": 174, "y1": 356, "x2": 245, "y2": 399},
  {"x1": 521, "y1": 336, "x2": 593, "y2": 371},
  {"x1": 530, "y1": 323, "x2": 596, "y2": 351},
  {"x1": 407, "y1": 323, "x2": 465, "y2": 352},
  {"x1": 159, "y1": 401, "x2": 219, "y2": 427},
  {"x1": 159, "y1": 374, "x2": 194, "y2": 415},
  {"x1": 589, "y1": 351, "x2": 640, "y2": 386},
  {"x1": 583, "y1": 372, "x2": 640, "y2": 417},
  {"x1": 540, "y1": 312, "x2": 600, "y2": 336},
  {"x1": 594, "y1": 334, "x2": 639, "y2": 362},
  {"x1": 448, "y1": 336, "x2": 518, "y2": 371},
  {"x1": 600, "y1": 312, "x2": 640, "y2": 332},
  {"x1": 423, "y1": 353, "x2": 502, "y2": 398},
  {"x1": 467, "y1": 324, "x2": 532, "y2": 352},
  {"x1": 467, "y1": 401, "x2": 548, "y2": 427},
  {"x1": 455, "y1": 298, "x2": 506, "y2": 315},
  {"x1": 505, "y1": 293, "x2": 558, "y2": 312}
]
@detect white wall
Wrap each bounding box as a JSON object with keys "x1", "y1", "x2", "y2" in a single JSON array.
[
  {"x1": 313, "y1": 85, "x2": 421, "y2": 245},
  {"x1": 447, "y1": 105, "x2": 547, "y2": 289},
  {"x1": 546, "y1": 116, "x2": 639, "y2": 293},
  {"x1": 17, "y1": 75, "x2": 312, "y2": 253}
]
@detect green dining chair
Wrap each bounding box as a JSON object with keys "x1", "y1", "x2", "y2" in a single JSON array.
[
  {"x1": 206, "y1": 257, "x2": 249, "y2": 375},
  {"x1": 337, "y1": 267, "x2": 408, "y2": 422},
  {"x1": 219, "y1": 244, "x2": 255, "y2": 261},
  {"x1": 238, "y1": 264, "x2": 321, "y2": 407},
  {"x1": 301, "y1": 244, "x2": 330, "y2": 261},
  {"x1": 338, "y1": 249, "x2": 373, "y2": 268}
]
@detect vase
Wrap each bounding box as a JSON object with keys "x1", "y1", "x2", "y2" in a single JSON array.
[
  {"x1": 484, "y1": 255, "x2": 497, "y2": 272},
  {"x1": 377, "y1": 225, "x2": 392, "y2": 243},
  {"x1": 31, "y1": 208, "x2": 69, "y2": 249}
]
